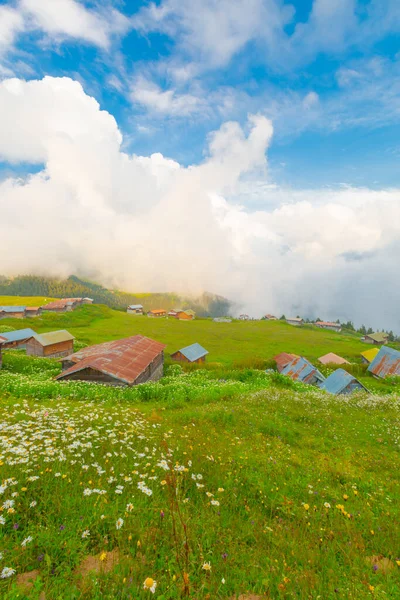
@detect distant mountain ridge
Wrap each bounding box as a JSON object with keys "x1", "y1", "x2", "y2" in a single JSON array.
[{"x1": 0, "y1": 275, "x2": 232, "y2": 317}]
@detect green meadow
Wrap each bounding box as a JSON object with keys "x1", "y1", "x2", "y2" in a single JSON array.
[{"x1": 0, "y1": 301, "x2": 399, "y2": 598}]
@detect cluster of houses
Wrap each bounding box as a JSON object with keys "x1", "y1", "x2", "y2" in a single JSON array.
[
  {"x1": 0, "y1": 324, "x2": 209, "y2": 386},
  {"x1": 0, "y1": 298, "x2": 93, "y2": 319},
  {"x1": 127, "y1": 305, "x2": 196, "y2": 320},
  {"x1": 274, "y1": 346, "x2": 400, "y2": 394}
]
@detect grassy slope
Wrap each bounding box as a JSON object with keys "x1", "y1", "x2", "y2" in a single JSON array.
[
  {"x1": 0, "y1": 376, "x2": 399, "y2": 598},
  {"x1": 0, "y1": 296, "x2": 55, "y2": 307},
  {"x1": 0, "y1": 303, "x2": 371, "y2": 364}
]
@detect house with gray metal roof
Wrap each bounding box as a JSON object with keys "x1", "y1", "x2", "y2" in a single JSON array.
[
  {"x1": 127, "y1": 304, "x2": 144, "y2": 315},
  {"x1": 319, "y1": 368, "x2": 368, "y2": 395},
  {"x1": 0, "y1": 306, "x2": 26, "y2": 319},
  {"x1": 26, "y1": 330, "x2": 75, "y2": 358},
  {"x1": 368, "y1": 346, "x2": 400, "y2": 379},
  {"x1": 170, "y1": 343, "x2": 209, "y2": 364},
  {"x1": 0, "y1": 328, "x2": 36, "y2": 349},
  {"x1": 281, "y1": 356, "x2": 325, "y2": 386}
]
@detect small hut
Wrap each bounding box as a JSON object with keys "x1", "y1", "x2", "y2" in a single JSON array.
[
  {"x1": 361, "y1": 348, "x2": 380, "y2": 364},
  {"x1": 286, "y1": 317, "x2": 303, "y2": 326},
  {"x1": 363, "y1": 332, "x2": 389, "y2": 345},
  {"x1": 0, "y1": 328, "x2": 36, "y2": 349},
  {"x1": 0, "y1": 306, "x2": 26, "y2": 319},
  {"x1": 318, "y1": 352, "x2": 349, "y2": 365},
  {"x1": 127, "y1": 305, "x2": 144, "y2": 315},
  {"x1": 281, "y1": 356, "x2": 325, "y2": 386},
  {"x1": 368, "y1": 346, "x2": 400, "y2": 379},
  {"x1": 171, "y1": 343, "x2": 208, "y2": 364},
  {"x1": 320, "y1": 369, "x2": 368, "y2": 395},
  {"x1": 148, "y1": 309, "x2": 167, "y2": 318},
  {"x1": 26, "y1": 330, "x2": 75, "y2": 358}
]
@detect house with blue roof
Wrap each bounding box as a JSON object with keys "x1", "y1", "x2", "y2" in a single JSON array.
[
  {"x1": 319, "y1": 368, "x2": 368, "y2": 395},
  {"x1": 0, "y1": 328, "x2": 36, "y2": 349},
  {"x1": 170, "y1": 343, "x2": 209, "y2": 364},
  {"x1": 0, "y1": 306, "x2": 26, "y2": 319},
  {"x1": 127, "y1": 304, "x2": 144, "y2": 315}
]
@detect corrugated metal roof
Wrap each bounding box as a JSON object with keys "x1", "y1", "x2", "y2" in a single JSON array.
[
  {"x1": 42, "y1": 298, "x2": 81, "y2": 310},
  {"x1": 173, "y1": 343, "x2": 208, "y2": 362},
  {"x1": 25, "y1": 307, "x2": 40, "y2": 311},
  {"x1": 0, "y1": 306, "x2": 26, "y2": 313},
  {"x1": 281, "y1": 356, "x2": 325, "y2": 384},
  {"x1": 318, "y1": 353, "x2": 349, "y2": 365},
  {"x1": 0, "y1": 336, "x2": 6, "y2": 344},
  {"x1": 149, "y1": 309, "x2": 166, "y2": 314},
  {"x1": 128, "y1": 305, "x2": 143, "y2": 310},
  {"x1": 320, "y1": 369, "x2": 368, "y2": 394},
  {"x1": 56, "y1": 335, "x2": 166, "y2": 385},
  {"x1": 365, "y1": 332, "x2": 389, "y2": 343},
  {"x1": 368, "y1": 346, "x2": 400, "y2": 378},
  {"x1": 274, "y1": 352, "x2": 297, "y2": 372},
  {"x1": 361, "y1": 348, "x2": 380, "y2": 363},
  {"x1": 33, "y1": 330, "x2": 75, "y2": 347},
  {"x1": 0, "y1": 328, "x2": 36, "y2": 343},
  {"x1": 286, "y1": 317, "x2": 303, "y2": 323},
  {"x1": 314, "y1": 321, "x2": 341, "y2": 327}
]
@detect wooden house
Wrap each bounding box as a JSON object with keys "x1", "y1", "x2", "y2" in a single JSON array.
[
  {"x1": 0, "y1": 306, "x2": 26, "y2": 319},
  {"x1": 175, "y1": 310, "x2": 195, "y2": 320},
  {"x1": 25, "y1": 307, "x2": 42, "y2": 317},
  {"x1": 364, "y1": 332, "x2": 389, "y2": 345},
  {"x1": 127, "y1": 304, "x2": 144, "y2": 315},
  {"x1": 263, "y1": 314, "x2": 277, "y2": 320},
  {"x1": 286, "y1": 317, "x2": 303, "y2": 326},
  {"x1": 56, "y1": 335, "x2": 166, "y2": 386},
  {"x1": 314, "y1": 321, "x2": 342, "y2": 332},
  {"x1": 170, "y1": 343, "x2": 208, "y2": 364},
  {"x1": 41, "y1": 298, "x2": 82, "y2": 313},
  {"x1": 0, "y1": 328, "x2": 36, "y2": 349},
  {"x1": 148, "y1": 309, "x2": 166, "y2": 318},
  {"x1": 26, "y1": 330, "x2": 74, "y2": 358}
]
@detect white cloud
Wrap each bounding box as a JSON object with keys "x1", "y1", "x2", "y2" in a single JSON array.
[
  {"x1": 0, "y1": 5, "x2": 25, "y2": 55},
  {"x1": 130, "y1": 76, "x2": 204, "y2": 116},
  {"x1": 20, "y1": 0, "x2": 129, "y2": 49},
  {"x1": 0, "y1": 76, "x2": 399, "y2": 330},
  {"x1": 133, "y1": 0, "x2": 293, "y2": 69}
]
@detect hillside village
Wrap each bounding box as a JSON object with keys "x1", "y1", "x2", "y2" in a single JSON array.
[{"x1": 1, "y1": 297, "x2": 399, "y2": 392}]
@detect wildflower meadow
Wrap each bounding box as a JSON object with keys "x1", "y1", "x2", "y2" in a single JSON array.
[{"x1": 0, "y1": 351, "x2": 400, "y2": 598}]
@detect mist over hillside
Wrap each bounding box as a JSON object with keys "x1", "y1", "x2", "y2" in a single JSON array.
[{"x1": 0, "y1": 275, "x2": 232, "y2": 317}]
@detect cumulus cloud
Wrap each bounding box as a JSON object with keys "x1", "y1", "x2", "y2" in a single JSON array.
[{"x1": 0, "y1": 76, "x2": 399, "y2": 331}]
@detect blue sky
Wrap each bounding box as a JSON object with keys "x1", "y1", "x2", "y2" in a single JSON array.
[
  {"x1": 1, "y1": 0, "x2": 400, "y2": 188},
  {"x1": 0, "y1": 0, "x2": 399, "y2": 328}
]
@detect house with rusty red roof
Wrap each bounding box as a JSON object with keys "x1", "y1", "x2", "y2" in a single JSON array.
[
  {"x1": 274, "y1": 352, "x2": 297, "y2": 373},
  {"x1": 56, "y1": 335, "x2": 166, "y2": 386},
  {"x1": 367, "y1": 346, "x2": 400, "y2": 379},
  {"x1": 314, "y1": 321, "x2": 342, "y2": 332}
]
